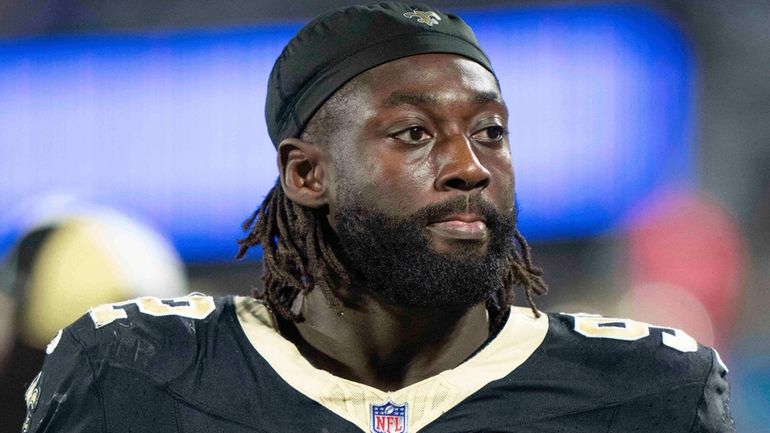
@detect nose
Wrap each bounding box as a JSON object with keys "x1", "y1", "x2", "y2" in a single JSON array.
[{"x1": 434, "y1": 135, "x2": 491, "y2": 192}]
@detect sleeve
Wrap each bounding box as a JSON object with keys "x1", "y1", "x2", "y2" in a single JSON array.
[
  {"x1": 689, "y1": 348, "x2": 736, "y2": 433},
  {"x1": 22, "y1": 329, "x2": 104, "y2": 433}
]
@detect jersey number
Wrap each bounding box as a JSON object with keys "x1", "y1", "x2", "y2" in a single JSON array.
[
  {"x1": 89, "y1": 295, "x2": 216, "y2": 328},
  {"x1": 568, "y1": 314, "x2": 698, "y2": 353}
]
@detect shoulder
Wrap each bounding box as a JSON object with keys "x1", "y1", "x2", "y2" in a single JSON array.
[
  {"x1": 535, "y1": 311, "x2": 735, "y2": 431},
  {"x1": 54, "y1": 293, "x2": 232, "y2": 384},
  {"x1": 23, "y1": 294, "x2": 234, "y2": 432},
  {"x1": 543, "y1": 311, "x2": 714, "y2": 377},
  {"x1": 75, "y1": 294, "x2": 230, "y2": 377},
  {"x1": 508, "y1": 313, "x2": 734, "y2": 432}
]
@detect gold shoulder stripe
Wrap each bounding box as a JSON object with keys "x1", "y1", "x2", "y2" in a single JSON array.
[{"x1": 235, "y1": 297, "x2": 548, "y2": 432}]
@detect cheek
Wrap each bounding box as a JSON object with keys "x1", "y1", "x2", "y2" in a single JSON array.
[
  {"x1": 372, "y1": 154, "x2": 433, "y2": 213},
  {"x1": 485, "y1": 151, "x2": 515, "y2": 209},
  {"x1": 348, "y1": 149, "x2": 434, "y2": 215}
]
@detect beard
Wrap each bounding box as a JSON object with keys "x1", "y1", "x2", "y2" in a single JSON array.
[{"x1": 332, "y1": 193, "x2": 517, "y2": 309}]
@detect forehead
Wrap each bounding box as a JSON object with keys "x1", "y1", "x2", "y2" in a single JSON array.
[{"x1": 358, "y1": 53, "x2": 502, "y2": 105}]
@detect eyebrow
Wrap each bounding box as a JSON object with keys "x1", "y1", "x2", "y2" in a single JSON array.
[{"x1": 384, "y1": 90, "x2": 503, "y2": 107}]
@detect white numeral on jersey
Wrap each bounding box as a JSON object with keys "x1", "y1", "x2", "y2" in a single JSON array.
[
  {"x1": 89, "y1": 295, "x2": 216, "y2": 328},
  {"x1": 569, "y1": 314, "x2": 698, "y2": 353}
]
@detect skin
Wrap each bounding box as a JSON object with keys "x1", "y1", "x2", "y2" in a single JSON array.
[{"x1": 277, "y1": 53, "x2": 514, "y2": 391}]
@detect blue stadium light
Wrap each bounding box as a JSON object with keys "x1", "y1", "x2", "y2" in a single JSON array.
[{"x1": 0, "y1": 5, "x2": 694, "y2": 262}]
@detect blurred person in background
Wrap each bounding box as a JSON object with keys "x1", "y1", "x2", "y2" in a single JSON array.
[
  {"x1": 21, "y1": 2, "x2": 736, "y2": 432},
  {"x1": 0, "y1": 208, "x2": 187, "y2": 433}
]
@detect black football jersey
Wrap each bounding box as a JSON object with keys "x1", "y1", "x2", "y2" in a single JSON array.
[{"x1": 23, "y1": 294, "x2": 735, "y2": 433}]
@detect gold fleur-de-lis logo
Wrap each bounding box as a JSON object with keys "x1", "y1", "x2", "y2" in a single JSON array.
[
  {"x1": 22, "y1": 373, "x2": 41, "y2": 432},
  {"x1": 403, "y1": 10, "x2": 441, "y2": 27}
]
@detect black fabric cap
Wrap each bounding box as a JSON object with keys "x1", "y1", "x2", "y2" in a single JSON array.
[{"x1": 265, "y1": 2, "x2": 495, "y2": 147}]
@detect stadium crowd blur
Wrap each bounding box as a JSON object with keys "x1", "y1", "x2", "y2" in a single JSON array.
[{"x1": 1, "y1": 0, "x2": 768, "y2": 432}]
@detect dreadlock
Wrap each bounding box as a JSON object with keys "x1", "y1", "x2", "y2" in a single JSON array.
[
  {"x1": 236, "y1": 182, "x2": 548, "y2": 323},
  {"x1": 236, "y1": 180, "x2": 346, "y2": 320}
]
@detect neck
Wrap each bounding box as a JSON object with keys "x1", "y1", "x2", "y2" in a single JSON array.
[{"x1": 284, "y1": 286, "x2": 490, "y2": 392}]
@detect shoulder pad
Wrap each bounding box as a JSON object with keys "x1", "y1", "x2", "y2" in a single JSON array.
[
  {"x1": 546, "y1": 312, "x2": 714, "y2": 387},
  {"x1": 62, "y1": 294, "x2": 229, "y2": 385},
  {"x1": 692, "y1": 348, "x2": 736, "y2": 432}
]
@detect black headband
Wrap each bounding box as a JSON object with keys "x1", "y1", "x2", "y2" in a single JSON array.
[{"x1": 265, "y1": 2, "x2": 495, "y2": 147}]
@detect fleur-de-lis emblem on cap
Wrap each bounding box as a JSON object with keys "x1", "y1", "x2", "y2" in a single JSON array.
[{"x1": 403, "y1": 10, "x2": 441, "y2": 27}]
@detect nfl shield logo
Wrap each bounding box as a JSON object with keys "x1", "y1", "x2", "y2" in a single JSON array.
[{"x1": 371, "y1": 399, "x2": 408, "y2": 433}]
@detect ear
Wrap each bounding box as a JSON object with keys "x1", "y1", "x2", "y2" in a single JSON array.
[{"x1": 277, "y1": 137, "x2": 328, "y2": 208}]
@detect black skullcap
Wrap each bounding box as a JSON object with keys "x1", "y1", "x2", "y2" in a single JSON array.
[{"x1": 265, "y1": 2, "x2": 494, "y2": 147}]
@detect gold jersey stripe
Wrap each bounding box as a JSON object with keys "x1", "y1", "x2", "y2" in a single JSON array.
[{"x1": 235, "y1": 297, "x2": 548, "y2": 433}]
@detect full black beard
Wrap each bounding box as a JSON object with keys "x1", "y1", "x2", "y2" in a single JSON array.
[{"x1": 333, "y1": 194, "x2": 517, "y2": 308}]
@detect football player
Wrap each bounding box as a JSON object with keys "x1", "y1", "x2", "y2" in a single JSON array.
[{"x1": 24, "y1": 2, "x2": 735, "y2": 432}]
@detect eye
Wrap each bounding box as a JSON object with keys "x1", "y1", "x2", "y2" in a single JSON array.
[
  {"x1": 392, "y1": 126, "x2": 433, "y2": 144},
  {"x1": 472, "y1": 125, "x2": 507, "y2": 143}
]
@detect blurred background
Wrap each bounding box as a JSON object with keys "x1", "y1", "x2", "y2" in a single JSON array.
[{"x1": 0, "y1": 0, "x2": 768, "y2": 431}]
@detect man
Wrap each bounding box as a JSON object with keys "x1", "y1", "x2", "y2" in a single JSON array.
[{"x1": 24, "y1": 3, "x2": 734, "y2": 432}]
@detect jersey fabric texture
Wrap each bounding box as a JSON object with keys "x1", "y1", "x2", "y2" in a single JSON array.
[{"x1": 23, "y1": 294, "x2": 735, "y2": 433}]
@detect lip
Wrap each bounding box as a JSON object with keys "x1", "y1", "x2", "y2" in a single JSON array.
[
  {"x1": 426, "y1": 214, "x2": 488, "y2": 240},
  {"x1": 432, "y1": 213, "x2": 486, "y2": 224}
]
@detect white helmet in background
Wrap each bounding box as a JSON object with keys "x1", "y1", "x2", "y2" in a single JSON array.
[{"x1": 2, "y1": 208, "x2": 188, "y2": 350}]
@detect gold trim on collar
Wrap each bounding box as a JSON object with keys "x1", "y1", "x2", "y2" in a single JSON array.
[{"x1": 235, "y1": 297, "x2": 548, "y2": 433}]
